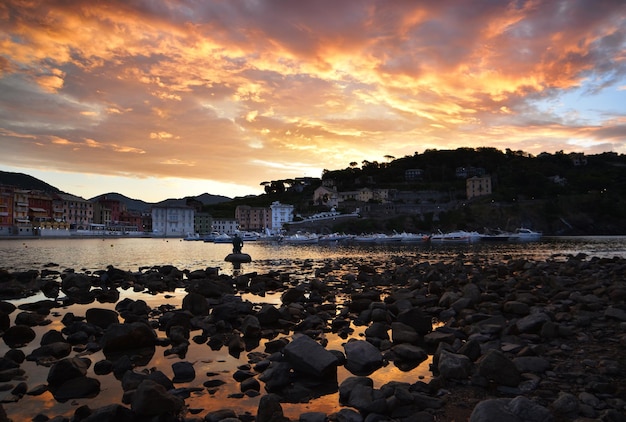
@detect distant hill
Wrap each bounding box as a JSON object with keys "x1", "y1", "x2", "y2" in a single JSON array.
[
  {"x1": 0, "y1": 170, "x2": 232, "y2": 211},
  {"x1": 89, "y1": 192, "x2": 154, "y2": 212},
  {"x1": 0, "y1": 170, "x2": 65, "y2": 194},
  {"x1": 92, "y1": 192, "x2": 231, "y2": 212}
]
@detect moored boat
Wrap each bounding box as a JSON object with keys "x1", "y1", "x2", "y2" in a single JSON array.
[
  {"x1": 281, "y1": 232, "x2": 319, "y2": 244},
  {"x1": 429, "y1": 230, "x2": 481, "y2": 243},
  {"x1": 509, "y1": 227, "x2": 542, "y2": 242}
]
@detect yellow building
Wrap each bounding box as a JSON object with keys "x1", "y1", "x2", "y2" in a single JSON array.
[{"x1": 466, "y1": 176, "x2": 492, "y2": 199}]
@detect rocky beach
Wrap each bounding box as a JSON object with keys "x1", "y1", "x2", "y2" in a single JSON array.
[{"x1": 0, "y1": 251, "x2": 625, "y2": 422}]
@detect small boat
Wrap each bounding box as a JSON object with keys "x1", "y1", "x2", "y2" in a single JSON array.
[
  {"x1": 184, "y1": 233, "x2": 202, "y2": 241},
  {"x1": 479, "y1": 228, "x2": 512, "y2": 242},
  {"x1": 399, "y1": 232, "x2": 429, "y2": 242},
  {"x1": 212, "y1": 233, "x2": 233, "y2": 243},
  {"x1": 281, "y1": 233, "x2": 319, "y2": 244},
  {"x1": 239, "y1": 232, "x2": 260, "y2": 241},
  {"x1": 509, "y1": 228, "x2": 542, "y2": 242},
  {"x1": 429, "y1": 230, "x2": 481, "y2": 243},
  {"x1": 318, "y1": 233, "x2": 353, "y2": 243},
  {"x1": 352, "y1": 233, "x2": 388, "y2": 243}
]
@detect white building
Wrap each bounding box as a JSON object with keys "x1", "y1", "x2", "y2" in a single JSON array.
[
  {"x1": 151, "y1": 205, "x2": 195, "y2": 237},
  {"x1": 212, "y1": 218, "x2": 238, "y2": 235},
  {"x1": 270, "y1": 201, "x2": 294, "y2": 234}
]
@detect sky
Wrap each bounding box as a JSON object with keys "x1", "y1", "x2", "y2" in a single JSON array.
[{"x1": 1, "y1": 0, "x2": 625, "y2": 202}]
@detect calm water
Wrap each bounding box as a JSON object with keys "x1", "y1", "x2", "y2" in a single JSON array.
[
  {"x1": 0, "y1": 236, "x2": 625, "y2": 420},
  {"x1": 2, "y1": 236, "x2": 626, "y2": 276}
]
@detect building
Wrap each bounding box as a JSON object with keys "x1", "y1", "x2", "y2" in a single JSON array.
[
  {"x1": 466, "y1": 176, "x2": 492, "y2": 200},
  {"x1": 235, "y1": 205, "x2": 271, "y2": 231},
  {"x1": 194, "y1": 212, "x2": 213, "y2": 235},
  {"x1": 212, "y1": 218, "x2": 238, "y2": 235},
  {"x1": 56, "y1": 193, "x2": 94, "y2": 229},
  {"x1": 151, "y1": 204, "x2": 195, "y2": 237},
  {"x1": 405, "y1": 169, "x2": 424, "y2": 181},
  {"x1": 93, "y1": 196, "x2": 125, "y2": 225},
  {"x1": 0, "y1": 186, "x2": 14, "y2": 235},
  {"x1": 270, "y1": 201, "x2": 294, "y2": 234},
  {"x1": 28, "y1": 190, "x2": 53, "y2": 229},
  {"x1": 313, "y1": 186, "x2": 339, "y2": 208}
]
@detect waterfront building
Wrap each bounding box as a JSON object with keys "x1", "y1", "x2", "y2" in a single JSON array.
[
  {"x1": 212, "y1": 218, "x2": 238, "y2": 235},
  {"x1": 13, "y1": 189, "x2": 32, "y2": 235},
  {"x1": 194, "y1": 212, "x2": 213, "y2": 235},
  {"x1": 269, "y1": 201, "x2": 294, "y2": 234},
  {"x1": 235, "y1": 205, "x2": 270, "y2": 231},
  {"x1": 56, "y1": 193, "x2": 94, "y2": 229},
  {"x1": 0, "y1": 186, "x2": 13, "y2": 235},
  {"x1": 151, "y1": 204, "x2": 195, "y2": 237}
]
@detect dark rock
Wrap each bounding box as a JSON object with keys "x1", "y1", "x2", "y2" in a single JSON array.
[
  {"x1": 40, "y1": 329, "x2": 65, "y2": 345},
  {"x1": 130, "y1": 379, "x2": 184, "y2": 416},
  {"x1": 476, "y1": 350, "x2": 521, "y2": 387},
  {"x1": 391, "y1": 322, "x2": 419, "y2": 344},
  {"x1": 344, "y1": 340, "x2": 383, "y2": 376},
  {"x1": 396, "y1": 308, "x2": 432, "y2": 335},
  {"x1": 47, "y1": 357, "x2": 89, "y2": 387},
  {"x1": 283, "y1": 334, "x2": 338, "y2": 378},
  {"x1": 437, "y1": 349, "x2": 473, "y2": 380},
  {"x1": 100, "y1": 322, "x2": 156, "y2": 362},
  {"x1": 256, "y1": 394, "x2": 288, "y2": 422},
  {"x1": 172, "y1": 361, "x2": 195, "y2": 383},
  {"x1": 51, "y1": 376, "x2": 100, "y2": 402},
  {"x1": 15, "y1": 311, "x2": 49, "y2": 326},
  {"x1": 85, "y1": 308, "x2": 119, "y2": 329},
  {"x1": 27, "y1": 341, "x2": 71, "y2": 362},
  {"x1": 182, "y1": 292, "x2": 209, "y2": 316},
  {"x1": 470, "y1": 396, "x2": 553, "y2": 422},
  {"x1": 3, "y1": 325, "x2": 36, "y2": 347}
]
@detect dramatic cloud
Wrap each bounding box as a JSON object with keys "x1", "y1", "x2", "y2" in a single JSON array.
[{"x1": 0, "y1": 0, "x2": 625, "y2": 200}]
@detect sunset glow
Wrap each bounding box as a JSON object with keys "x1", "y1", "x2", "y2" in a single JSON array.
[{"x1": 1, "y1": 0, "x2": 625, "y2": 201}]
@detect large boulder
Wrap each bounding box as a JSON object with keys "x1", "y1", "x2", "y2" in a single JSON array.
[
  {"x1": 47, "y1": 357, "x2": 89, "y2": 387},
  {"x1": 470, "y1": 396, "x2": 553, "y2": 422},
  {"x1": 283, "y1": 334, "x2": 338, "y2": 378},
  {"x1": 343, "y1": 340, "x2": 383, "y2": 375},
  {"x1": 100, "y1": 322, "x2": 156, "y2": 362},
  {"x1": 51, "y1": 376, "x2": 101, "y2": 402},
  {"x1": 131, "y1": 379, "x2": 184, "y2": 417},
  {"x1": 438, "y1": 349, "x2": 473, "y2": 380},
  {"x1": 3, "y1": 325, "x2": 36, "y2": 347},
  {"x1": 476, "y1": 349, "x2": 521, "y2": 387},
  {"x1": 181, "y1": 292, "x2": 209, "y2": 316},
  {"x1": 85, "y1": 308, "x2": 119, "y2": 329}
]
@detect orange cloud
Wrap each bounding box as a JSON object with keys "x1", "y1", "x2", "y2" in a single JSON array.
[{"x1": 0, "y1": 0, "x2": 624, "y2": 199}]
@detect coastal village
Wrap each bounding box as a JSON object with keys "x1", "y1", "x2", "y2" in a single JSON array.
[
  {"x1": 1, "y1": 148, "x2": 624, "y2": 238},
  {"x1": 0, "y1": 167, "x2": 493, "y2": 239}
]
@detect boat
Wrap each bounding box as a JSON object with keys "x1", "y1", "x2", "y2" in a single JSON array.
[
  {"x1": 352, "y1": 233, "x2": 389, "y2": 243},
  {"x1": 479, "y1": 228, "x2": 512, "y2": 242},
  {"x1": 184, "y1": 233, "x2": 202, "y2": 241},
  {"x1": 509, "y1": 228, "x2": 542, "y2": 242},
  {"x1": 429, "y1": 230, "x2": 481, "y2": 243},
  {"x1": 212, "y1": 233, "x2": 233, "y2": 243},
  {"x1": 398, "y1": 232, "x2": 430, "y2": 242},
  {"x1": 281, "y1": 232, "x2": 319, "y2": 244},
  {"x1": 318, "y1": 233, "x2": 354, "y2": 243},
  {"x1": 238, "y1": 232, "x2": 260, "y2": 241}
]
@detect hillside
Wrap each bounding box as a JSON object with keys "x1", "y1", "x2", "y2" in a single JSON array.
[
  {"x1": 0, "y1": 171, "x2": 232, "y2": 212},
  {"x1": 0, "y1": 171, "x2": 65, "y2": 194}
]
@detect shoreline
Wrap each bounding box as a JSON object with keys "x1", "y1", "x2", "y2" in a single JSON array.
[{"x1": 0, "y1": 254, "x2": 624, "y2": 421}]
